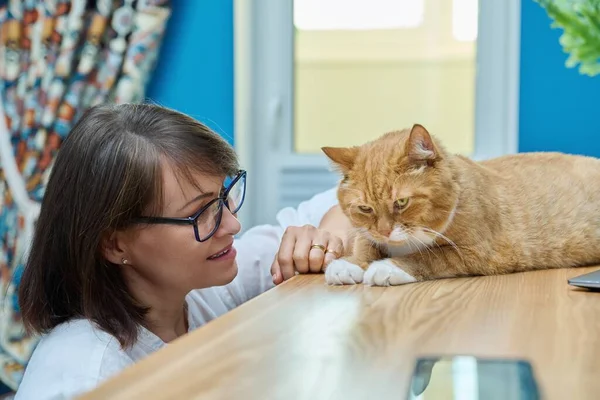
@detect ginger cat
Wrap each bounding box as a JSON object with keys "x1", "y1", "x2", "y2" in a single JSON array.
[{"x1": 321, "y1": 124, "x2": 600, "y2": 286}]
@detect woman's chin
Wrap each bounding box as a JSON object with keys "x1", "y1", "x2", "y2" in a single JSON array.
[
  {"x1": 191, "y1": 259, "x2": 238, "y2": 290},
  {"x1": 213, "y1": 260, "x2": 239, "y2": 286}
]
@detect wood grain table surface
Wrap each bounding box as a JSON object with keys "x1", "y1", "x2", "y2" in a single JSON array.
[{"x1": 80, "y1": 266, "x2": 600, "y2": 400}]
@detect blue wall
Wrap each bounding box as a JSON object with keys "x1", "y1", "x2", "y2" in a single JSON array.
[
  {"x1": 519, "y1": 0, "x2": 600, "y2": 156},
  {"x1": 146, "y1": 0, "x2": 235, "y2": 145}
]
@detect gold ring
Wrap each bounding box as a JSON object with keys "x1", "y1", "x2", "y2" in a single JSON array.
[
  {"x1": 310, "y1": 244, "x2": 326, "y2": 252},
  {"x1": 325, "y1": 249, "x2": 340, "y2": 258}
]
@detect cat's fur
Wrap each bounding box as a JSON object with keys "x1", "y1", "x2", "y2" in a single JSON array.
[{"x1": 322, "y1": 124, "x2": 600, "y2": 286}]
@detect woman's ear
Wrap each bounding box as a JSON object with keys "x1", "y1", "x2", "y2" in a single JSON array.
[{"x1": 100, "y1": 230, "x2": 130, "y2": 266}]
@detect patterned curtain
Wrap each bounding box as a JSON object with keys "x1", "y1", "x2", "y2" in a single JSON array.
[{"x1": 0, "y1": 0, "x2": 171, "y2": 390}]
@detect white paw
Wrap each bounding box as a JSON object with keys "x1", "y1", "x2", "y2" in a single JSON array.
[
  {"x1": 325, "y1": 259, "x2": 364, "y2": 285},
  {"x1": 363, "y1": 259, "x2": 416, "y2": 286}
]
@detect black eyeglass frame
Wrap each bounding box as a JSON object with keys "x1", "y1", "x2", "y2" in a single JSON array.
[{"x1": 132, "y1": 170, "x2": 247, "y2": 242}]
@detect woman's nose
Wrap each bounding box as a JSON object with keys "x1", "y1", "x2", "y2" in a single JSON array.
[{"x1": 215, "y1": 204, "x2": 241, "y2": 237}]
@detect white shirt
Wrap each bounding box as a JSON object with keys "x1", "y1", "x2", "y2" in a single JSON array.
[{"x1": 15, "y1": 188, "x2": 338, "y2": 400}]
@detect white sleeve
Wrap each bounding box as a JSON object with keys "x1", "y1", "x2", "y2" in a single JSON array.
[
  {"x1": 273, "y1": 187, "x2": 339, "y2": 229},
  {"x1": 225, "y1": 187, "x2": 339, "y2": 306}
]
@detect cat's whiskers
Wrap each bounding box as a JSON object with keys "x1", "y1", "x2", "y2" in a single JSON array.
[
  {"x1": 419, "y1": 226, "x2": 465, "y2": 264},
  {"x1": 407, "y1": 231, "x2": 440, "y2": 261},
  {"x1": 400, "y1": 234, "x2": 420, "y2": 257},
  {"x1": 406, "y1": 234, "x2": 426, "y2": 258}
]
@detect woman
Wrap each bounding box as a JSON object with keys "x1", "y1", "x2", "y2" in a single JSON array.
[{"x1": 15, "y1": 104, "x2": 348, "y2": 399}]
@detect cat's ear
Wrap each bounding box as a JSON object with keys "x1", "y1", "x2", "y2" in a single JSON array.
[
  {"x1": 406, "y1": 124, "x2": 438, "y2": 162},
  {"x1": 321, "y1": 146, "x2": 358, "y2": 172}
]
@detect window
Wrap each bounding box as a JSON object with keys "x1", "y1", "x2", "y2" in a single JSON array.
[
  {"x1": 294, "y1": 0, "x2": 424, "y2": 30},
  {"x1": 294, "y1": 1, "x2": 478, "y2": 156},
  {"x1": 453, "y1": 0, "x2": 479, "y2": 41}
]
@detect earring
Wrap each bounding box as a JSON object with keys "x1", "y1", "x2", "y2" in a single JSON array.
[{"x1": 121, "y1": 258, "x2": 129, "y2": 265}]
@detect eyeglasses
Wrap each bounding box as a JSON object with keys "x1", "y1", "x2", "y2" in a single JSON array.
[{"x1": 133, "y1": 170, "x2": 246, "y2": 242}]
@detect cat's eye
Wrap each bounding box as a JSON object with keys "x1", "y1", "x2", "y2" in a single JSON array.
[
  {"x1": 358, "y1": 205, "x2": 373, "y2": 213},
  {"x1": 394, "y1": 198, "x2": 409, "y2": 210}
]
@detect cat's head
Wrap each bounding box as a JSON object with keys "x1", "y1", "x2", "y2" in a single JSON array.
[{"x1": 322, "y1": 124, "x2": 459, "y2": 246}]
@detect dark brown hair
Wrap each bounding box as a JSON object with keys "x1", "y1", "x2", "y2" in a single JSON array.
[{"x1": 18, "y1": 103, "x2": 238, "y2": 347}]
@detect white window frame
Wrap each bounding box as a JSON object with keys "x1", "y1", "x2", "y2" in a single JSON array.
[{"x1": 234, "y1": 0, "x2": 521, "y2": 228}]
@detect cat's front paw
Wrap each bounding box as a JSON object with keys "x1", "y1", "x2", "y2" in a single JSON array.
[
  {"x1": 364, "y1": 259, "x2": 417, "y2": 286},
  {"x1": 325, "y1": 259, "x2": 364, "y2": 285}
]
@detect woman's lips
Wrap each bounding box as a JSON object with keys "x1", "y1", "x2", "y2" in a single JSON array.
[{"x1": 207, "y1": 244, "x2": 236, "y2": 261}]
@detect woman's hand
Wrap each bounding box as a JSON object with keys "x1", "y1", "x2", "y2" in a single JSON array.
[{"x1": 271, "y1": 225, "x2": 344, "y2": 285}]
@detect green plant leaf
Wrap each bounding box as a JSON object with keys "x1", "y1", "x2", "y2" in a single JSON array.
[{"x1": 535, "y1": 0, "x2": 600, "y2": 76}]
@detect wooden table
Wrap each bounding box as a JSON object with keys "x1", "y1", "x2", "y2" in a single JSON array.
[{"x1": 81, "y1": 267, "x2": 600, "y2": 400}]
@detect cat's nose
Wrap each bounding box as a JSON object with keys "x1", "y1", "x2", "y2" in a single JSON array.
[
  {"x1": 379, "y1": 229, "x2": 392, "y2": 237},
  {"x1": 377, "y1": 221, "x2": 392, "y2": 237}
]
